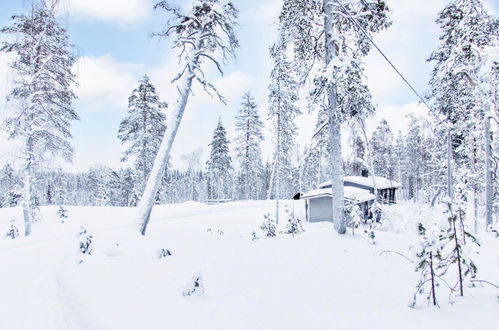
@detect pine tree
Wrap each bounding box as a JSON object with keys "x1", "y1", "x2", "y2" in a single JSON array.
[
  {"x1": 206, "y1": 119, "x2": 232, "y2": 200},
  {"x1": 118, "y1": 75, "x2": 167, "y2": 196},
  {"x1": 235, "y1": 92, "x2": 264, "y2": 200},
  {"x1": 134, "y1": 0, "x2": 239, "y2": 235},
  {"x1": 279, "y1": 0, "x2": 391, "y2": 234},
  {"x1": 1, "y1": 1, "x2": 79, "y2": 236}
]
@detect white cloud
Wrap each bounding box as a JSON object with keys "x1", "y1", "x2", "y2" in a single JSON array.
[
  {"x1": 366, "y1": 102, "x2": 430, "y2": 136},
  {"x1": 54, "y1": 0, "x2": 151, "y2": 25},
  {"x1": 364, "y1": 0, "x2": 448, "y2": 105},
  {"x1": 75, "y1": 55, "x2": 144, "y2": 111},
  {"x1": 246, "y1": 0, "x2": 281, "y2": 25}
]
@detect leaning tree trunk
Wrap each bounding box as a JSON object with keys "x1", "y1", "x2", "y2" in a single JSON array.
[
  {"x1": 324, "y1": 0, "x2": 346, "y2": 234},
  {"x1": 134, "y1": 66, "x2": 196, "y2": 235}
]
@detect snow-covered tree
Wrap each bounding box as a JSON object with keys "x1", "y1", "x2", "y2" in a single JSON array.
[
  {"x1": 1, "y1": 1, "x2": 78, "y2": 235},
  {"x1": 118, "y1": 75, "x2": 167, "y2": 196},
  {"x1": 370, "y1": 119, "x2": 394, "y2": 180},
  {"x1": 5, "y1": 218, "x2": 20, "y2": 239},
  {"x1": 57, "y1": 205, "x2": 68, "y2": 223},
  {"x1": 267, "y1": 36, "x2": 300, "y2": 223},
  {"x1": 283, "y1": 206, "x2": 304, "y2": 237},
  {"x1": 181, "y1": 149, "x2": 203, "y2": 201},
  {"x1": 134, "y1": 0, "x2": 239, "y2": 235},
  {"x1": 439, "y1": 187, "x2": 479, "y2": 299},
  {"x1": 427, "y1": 0, "x2": 498, "y2": 229},
  {"x1": 206, "y1": 119, "x2": 232, "y2": 200},
  {"x1": 279, "y1": 0, "x2": 391, "y2": 234},
  {"x1": 0, "y1": 164, "x2": 21, "y2": 207},
  {"x1": 182, "y1": 272, "x2": 204, "y2": 297},
  {"x1": 260, "y1": 213, "x2": 277, "y2": 237},
  {"x1": 235, "y1": 93, "x2": 264, "y2": 200},
  {"x1": 78, "y1": 227, "x2": 93, "y2": 256},
  {"x1": 406, "y1": 117, "x2": 424, "y2": 201},
  {"x1": 410, "y1": 221, "x2": 444, "y2": 307}
]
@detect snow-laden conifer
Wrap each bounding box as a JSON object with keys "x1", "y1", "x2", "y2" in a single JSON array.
[
  {"x1": 134, "y1": 0, "x2": 239, "y2": 235},
  {"x1": 427, "y1": 0, "x2": 498, "y2": 229},
  {"x1": 260, "y1": 213, "x2": 277, "y2": 238},
  {"x1": 370, "y1": 119, "x2": 395, "y2": 181},
  {"x1": 57, "y1": 205, "x2": 68, "y2": 223},
  {"x1": 78, "y1": 227, "x2": 93, "y2": 257},
  {"x1": 5, "y1": 218, "x2": 20, "y2": 239},
  {"x1": 182, "y1": 272, "x2": 204, "y2": 297},
  {"x1": 118, "y1": 75, "x2": 167, "y2": 196},
  {"x1": 279, "y1": 0, "x2": 391, "y2": 234},
  {"x1": 1, "y1": 1, "x2": 78, "y2": 236},
  {"x1": 267, "y1": 35, "x2": 300, "y2": 206},
  {"x1": 206, "y1": 118, "x2": 232, "y2": 200},
  {"x1": 235, "y1": 93, "x2": 264, "y2": 200},
  {"x1": 410, "y1": 221, "x2": 444, "y2": 308}
]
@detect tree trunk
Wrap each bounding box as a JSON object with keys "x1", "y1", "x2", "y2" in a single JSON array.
[
  {"x1": 484, "y1": 116, "x2": 493, "y2": 229},
  {"x1": 134, "y1": 68, "x2": 195, "y2": 235},
  {"x1": 429, "y1": 251, "x2": 437, "y2": 306},
  {"x1": 324, "y1": 0, "x2": 346, "y2": 234},
  {"x1": 275, "y1": 111, "x2": 280, "y2": 225},
  {"x1": 447, "y1": 130, "x2": 453, "y2": 199},
  {"x1": 22, "y1": 167, "x2": 33, "y2": 236}
]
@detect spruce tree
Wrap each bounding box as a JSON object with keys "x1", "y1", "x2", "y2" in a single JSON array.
[
  {"x1": 118, "y1": 75, "x2": 167, "y2": 196},
  {"x1": 206, "y1": 119, "x2": 232, "y2": 200},
  {"x1": 235, "y1": 92, "x2": 264, "y2": 200},
  {"x1": 1, "y1": 0, "x2": 79, "y2": 235}
]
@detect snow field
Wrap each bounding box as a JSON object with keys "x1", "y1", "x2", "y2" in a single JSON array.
[{"x1": 1, "y1": 201, "x2": 498, "y2": 330}]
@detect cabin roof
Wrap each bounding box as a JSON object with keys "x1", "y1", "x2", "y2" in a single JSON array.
[
  {"x1": 301, "y1": 186, "x2": 375, "y2": 203},
  {"x1": 318, "y1": 176, "x2": 401, "y2": 190}
]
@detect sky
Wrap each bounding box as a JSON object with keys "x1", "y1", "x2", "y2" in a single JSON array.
[{"x1": 0, "y1": 0, "x2": 498, "y2": 172}]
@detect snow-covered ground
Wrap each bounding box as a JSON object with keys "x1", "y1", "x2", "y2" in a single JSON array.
[{"x1": 1, "y1": 201, "x2": 498, "y2": 330}]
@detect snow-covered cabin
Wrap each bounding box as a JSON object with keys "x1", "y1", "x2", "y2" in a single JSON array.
[{"x1": 301, "y1": 173, "x2": 400, "y2": 223}]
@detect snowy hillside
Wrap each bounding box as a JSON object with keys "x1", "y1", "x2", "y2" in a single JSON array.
[{"x1": 1, "y1": 201, "x2": 497, "y2": 330}]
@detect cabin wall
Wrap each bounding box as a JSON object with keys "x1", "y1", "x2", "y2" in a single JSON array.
[{"x1": 308, "y1": 196, "x2": 333, "y2": 222}]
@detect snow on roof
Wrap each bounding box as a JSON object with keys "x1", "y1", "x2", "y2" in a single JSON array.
[
  {"x1": 301, "y1": 187, "x2": 375, "y2": 203},
  {"x1": 318, "y1": 176, "x2": 401, "y2": 189}
]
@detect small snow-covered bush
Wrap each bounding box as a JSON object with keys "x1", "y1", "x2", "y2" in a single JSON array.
[
  {"x1": 157, "y1": 248, "x2": 172, "y2": 259},
  {"x1": 260, "y1": 213, "x2": 276, "y2": 237},
  {"x1": 182, "y1": 272, "x2": 204, "y2": 297},
  {"x1": 57, "y1": 205, "x2": 68, "y2": 223},
  {"x1": 409, "y1": 221, "x2": 444, "y2": 308},
  {"x1": 31, "y1": 204, "x2": 42, "y2": 224},
  {"x1": 206, "y1": 228, "x2": 224, "y2": 236},
  {"x1": 283, "y1": 206, "x2": 304, "y2": 237},
  {"x1": 363, "y1": 219, "x2": 376, "y2": 245},
  {"x1": 345, "y1": 203, "x2": 363, "y2": 236},
  {"x1": 5, "y1": 218, "x2": 19, "y2": 239},
  {"x1": 78, "y1": 227, "x2": 93, "y2": 256}
]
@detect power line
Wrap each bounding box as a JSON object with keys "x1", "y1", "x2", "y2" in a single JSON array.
[{"x1": 333, "y1": 0, "x2": 433, "y2": 112}]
